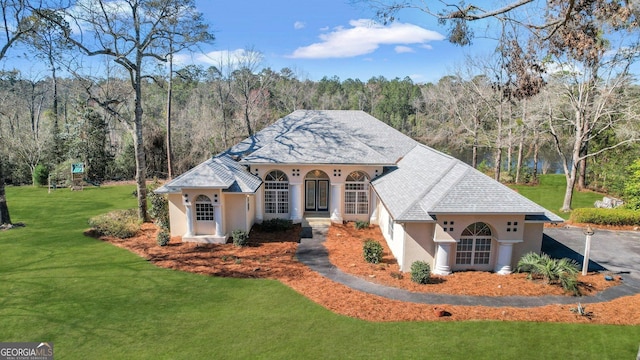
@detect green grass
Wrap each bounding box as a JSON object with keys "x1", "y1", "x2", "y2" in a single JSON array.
[
  {"x1": 511, "y1": 174, "x2": 604, "y2": 219},
  {"x1": 1, "y1": 185, "x2": 639, "y2": 359}
]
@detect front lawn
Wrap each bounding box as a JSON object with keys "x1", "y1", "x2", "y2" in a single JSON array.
[{"x1": 0, "y1": 185, "x2": 638, "y2": 359}]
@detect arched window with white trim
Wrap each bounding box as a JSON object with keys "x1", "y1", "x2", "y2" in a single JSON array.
[
  {"x1": 456, "y1": 222, "x2": 492, "y2": 265},
  {"x1": 195, "y1": 195, "x2": 214, "y2": 221},
  {"x1": 264, "y1": 170, "x2": 289, "y2": 214},
  {"x1": 344, "y1": 171, "x2": 369, "y2": 215}
]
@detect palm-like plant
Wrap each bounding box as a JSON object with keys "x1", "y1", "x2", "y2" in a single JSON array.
[{"x1": 516, "y1": 252, "x2": 581, "y2": 295}]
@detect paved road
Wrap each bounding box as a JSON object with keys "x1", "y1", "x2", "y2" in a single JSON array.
[{"x1": 543, "y1": 227, "x2": 640, "y2": 280}]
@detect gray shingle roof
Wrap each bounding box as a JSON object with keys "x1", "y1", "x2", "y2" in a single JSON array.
[
  {"x1": 154, "y1": 154, "x2": 261, "y2": 194},
  {"x1": 371, "y1": 144, "x2": 563, "y2": 222},
  {"x1": 226, "y1": 110, "x2": 418, "y2": 165}
]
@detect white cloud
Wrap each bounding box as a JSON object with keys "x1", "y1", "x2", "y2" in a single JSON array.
[
  {"x1": 289, "y1": 19, "x2": 444, "y2": 59},
  {"x1": 174, "y1": 49, "x2": 263, "y2": 69},
  {"x1": 294, "y1": 21, "x2": 305, "y2": 30},
  {"x1": 395, "y1": 46, "x2": 414, "y2": 53},
  {"x1": 319, "y1": 26, "x2": 330, "y2": 31}
]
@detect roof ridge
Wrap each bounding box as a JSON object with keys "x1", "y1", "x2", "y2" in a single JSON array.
[
  {"x1": 426, "y1": 162, "x2": 473, "y2": 212},
  {"x1": 324, "y1": 110, "x2": 395, "y2": 164},
  {"x1": 396, "y1": 156, "x2": 460, "y2": 220}
]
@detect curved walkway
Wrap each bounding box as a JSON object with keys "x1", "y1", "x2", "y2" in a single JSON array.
[{"x1": 295, "y1": 225, "x2": 640, "y2": 308}]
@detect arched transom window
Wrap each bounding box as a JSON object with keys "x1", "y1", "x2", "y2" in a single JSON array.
[
  {"x1": 195, "y1": 195, "x2": 214, "y2": 221},
  {"x1": 456, "y1": 222, "x2": 492, "y2": 265},
  {"x1": 264, "y1": 170, "x2": 289, "y2": 214},
  {"x1": 344, "y1": 171, "x2": 369, "y2": 215}
]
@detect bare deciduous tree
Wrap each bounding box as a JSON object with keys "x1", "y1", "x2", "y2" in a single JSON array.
[{"x1": 59, "y1": 0, "x2": 213, "y2": 220}]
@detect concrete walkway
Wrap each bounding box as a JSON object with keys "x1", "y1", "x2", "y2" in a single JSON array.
[{"x1": 295, "y1": 225, "x2": 640, "y2": 308}]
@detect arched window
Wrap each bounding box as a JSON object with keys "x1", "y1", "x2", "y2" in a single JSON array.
[
  {"x1": 456, "y1": 222, "x2": 492, "y2": 265},
  {"x1": 344, "y1": 171, "x2": 369, "y2": 215},
  {"x1": 195, "y1": 195, "x2": 214, "y2": 221},
  {"x1": 264, "y1": 170, "x2": 289, "y2": 214}
]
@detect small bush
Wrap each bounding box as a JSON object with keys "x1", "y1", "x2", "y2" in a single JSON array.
[
  {"x1": 410, "y1": 261, "x2": 431, "y2": 284},
  {"x1": 32, "y1": 164, "x2": 49, "y2": 186},
  {"x1": 232, "y1": 229, "x2": 249, "y2": 247},
  {"x1": 354, "y1": 220, "x2": 369, "y2": 230},
  {"x1": 260, "y1": 218, "x2": 293, "y2": 232},
  {"x1": 147, "y1": 180, "x2": 170, "y2": 230},
  {"x1": 88, "y1": 209, "x2": 140, "y2": 238},
  {"x1": 363, "y1": 239, "x2": 383, "y2": 264},
  {"x1": 156, "y1": 230, "x2": 170, "y2": 246},
  {"x1": 570, "y1": 208, "x2": 640, "y2": 226}
]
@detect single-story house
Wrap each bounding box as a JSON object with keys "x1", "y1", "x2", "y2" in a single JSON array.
[{"x1": 155, "y1": 110, "x2": 563, "y2": 275}]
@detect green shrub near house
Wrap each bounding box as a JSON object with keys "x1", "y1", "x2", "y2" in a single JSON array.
[
  {"x1": 363, "y1": 239, "x2": 383, "y2": 264},
  {"x1": 232, "y1": 229, "x2": 249, "y2": 247},
  {"x1": 260, "y1": 218, "x2": 294, "y2": 232},
  {"x1": 410, "y1": 261, "x2": 431, "y2": 284},
  {"x1": 570, "y1": 208, "x2": 640, "y2": 226}
]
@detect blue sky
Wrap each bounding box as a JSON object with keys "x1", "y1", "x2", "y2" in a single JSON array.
[
  {"x1": 186, "y1": 0, "x2": 494, "y2": 83},
  {"x1": 0, "y1": 0, "x2": 498, "y2": 83}
]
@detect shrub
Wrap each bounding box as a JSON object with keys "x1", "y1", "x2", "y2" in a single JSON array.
[
  {"x1": 260, "y1": 218, "x2": 293, "y2": 232},
  {"x1": 410, "y1": 261, "x2": 431, "y2": 284},
  {"x1": 516, "y1": 252, "x2": 580, "y2": 295},
  {"x1": 354, "y1": 220, "x2": 369, "y2": 230},
  {"x1": 232, "y1": 229, "x2": 249, "y2": 247},
  {"x1": 32, "y1": 164, "x2": 49, "y2": 187},
  {"x1": 156, "y1": 230, "x2": 170, "y2": 246},
  {"x1": 570, "y1": 208, "x2": 640, "y2": 226},
  {"x1": 147, "y1": 180, "x2": 170, "y2": 230},
  {"x1": 363, "y1": 239, "x2": 383, "y2": 264},
  {"x1": 88, "y1": 209, "x2": 140, "y2": 238}
]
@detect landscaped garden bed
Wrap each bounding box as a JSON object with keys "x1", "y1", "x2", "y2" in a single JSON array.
[{"x1": 94, "y1": 221, "x2": 640, "y2": 325}]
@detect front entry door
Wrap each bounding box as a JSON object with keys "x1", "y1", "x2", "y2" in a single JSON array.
[{"x1": 305, "y1": 180, "x2": 329, "y2": 211}]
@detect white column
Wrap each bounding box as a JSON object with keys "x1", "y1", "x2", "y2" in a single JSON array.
[
  {"x1": 495, "y1": 241, "x2": 515, "y2": 275},
  {"x1": 183, "y1": 194, "x2": 193, "y2": 237},
  {"x1": 369, "y1": 191, "x2": 378, "y2": 225},
  {"x1": 330, "y1": 183, "x2": 343, "y2": 223},
  {"x1": 255, "y1": 187, "x2": 264, "y2": 223},
  {"x1": 433, "y1": 242, "x2": 453, "y2": 275},
  {"x1": 290, "y1": 183, "x2": 302, "y2": 223},
  {"x1": 214, "y1": 205, "x2": 224, "y2": 237}
]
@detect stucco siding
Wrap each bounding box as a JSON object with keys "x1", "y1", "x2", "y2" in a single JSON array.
[
  {"x1": 225, "y1": 194, "x2": 249, "y2": 233},
  {"x1": 514, "y1": 223, "x2": 545, "y2": 263},
  {"x1": 168, "y1": 193, "x2": 186, "y2": 237},
  {"x1": 402, "y1": 223, "x2": 435, "y2": 272},
  {"x1": 378, "y1": 203, "x2": 405, "y2": 268}
]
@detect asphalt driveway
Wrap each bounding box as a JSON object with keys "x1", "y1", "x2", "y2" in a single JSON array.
[{"x1": 543, "y1": 227, "x2": 640, "y2": 280}]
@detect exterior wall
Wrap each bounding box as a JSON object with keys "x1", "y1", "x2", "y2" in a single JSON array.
[
  {"x1": 433, "y1": 214, "x2": 527, "y2": 272},
  {"x1": 246, "y1": 194, "x2": 256, "y2": 231},
  {"x1": 167, "y1": 193, "x2": 186, "y2": 237},
  {"x1": 401, "y1": 222, "x2": 436, "y2": 272},
  {"x1": 377, "y1": 202, "x2": 405, "y2": 269},
  {"x1": 249, "y1": 164, "x2": 384, "y2": 222},
  {"x1": 513, "y1": 222, "x2": 545, "y2": 262},
  {"x1": 166, "y1": 188, "x2": 222, "y2": 238},
  {"x1": 224, "y1": 193, "x2": 250, "y2": 233}
]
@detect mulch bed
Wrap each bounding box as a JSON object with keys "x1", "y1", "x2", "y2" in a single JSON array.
[{"x1": 93, "y1": 222, "x2": 640, "y2": 324}]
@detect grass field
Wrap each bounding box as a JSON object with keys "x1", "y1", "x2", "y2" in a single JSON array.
[
  {"x1": 1, "y1": 182, "x2": 638, "y2": 359},
  {"x1": 511, "y1": 174, "x2": 604, "y2": 220}
]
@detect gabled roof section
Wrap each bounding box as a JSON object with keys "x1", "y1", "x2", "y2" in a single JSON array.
[
  {"x1": 225, "y1": 110, "x2": 418, "y2": 165},
  {"x1": 154, "y1": 154, "x2": 262, "y2": 194},
  {"x1": 371, "y1": 144, "x2": 563, "y2": 222}
]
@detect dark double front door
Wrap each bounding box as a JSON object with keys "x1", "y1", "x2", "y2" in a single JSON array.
[{"x1": 305, "y1": 180, "x2": 329, "y2": 212}]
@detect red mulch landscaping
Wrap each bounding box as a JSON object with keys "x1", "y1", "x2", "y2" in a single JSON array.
[{"x1": 95, "y1": 222, "x2": 640, "y2": 324}]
